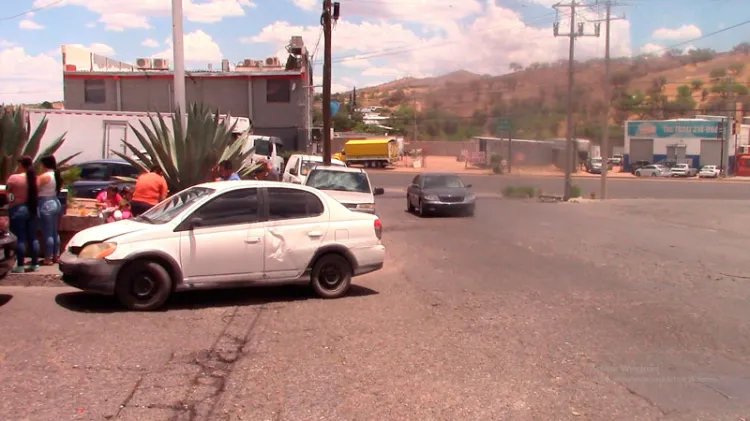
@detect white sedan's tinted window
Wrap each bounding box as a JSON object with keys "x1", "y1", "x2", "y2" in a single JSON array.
[{"x1": 267, "y1": 188, "x2": 324, "y2": 220}]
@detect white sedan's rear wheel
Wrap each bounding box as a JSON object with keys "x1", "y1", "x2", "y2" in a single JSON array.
[{"x1": 311, "y1": 254, "x2": 352, "y2": 299}]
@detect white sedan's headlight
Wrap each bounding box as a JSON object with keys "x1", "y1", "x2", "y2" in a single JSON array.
[
  {"x1": 423, "y1": 194, "x2": 439, "y2": 201},
  {"x1": 79, "y1": 242, "x2": 117, "y2": 259}
]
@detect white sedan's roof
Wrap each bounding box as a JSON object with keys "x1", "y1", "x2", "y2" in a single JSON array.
[
  {"x1": 309, "y1": 165, "x2": 365, "y2": 174},
  {"x1": 196, "y1": 180, "x2": 321, "y2": 194}
]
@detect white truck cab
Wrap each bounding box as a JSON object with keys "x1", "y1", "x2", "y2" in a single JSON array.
[
  {"x1": 244, "y1": 135, "x2": 286, "y2": 173},
  {"x1": 283, "y1": 154, "x2": 346, "y2": 184}
]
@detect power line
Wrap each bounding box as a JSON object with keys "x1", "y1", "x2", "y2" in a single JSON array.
[
  {"x1": 644, "y1": 17, "x2": 750, "y2": 56},
  {"x1": 0, "y1": 0, "x2": 62, "y2": 21}
]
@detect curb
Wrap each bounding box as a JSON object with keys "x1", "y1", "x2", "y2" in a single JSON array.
[{"x1": 2, "y1": 272, "x2": 64, "y2": 287}]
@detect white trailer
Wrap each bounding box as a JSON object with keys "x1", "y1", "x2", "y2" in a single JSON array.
[{"x1": 26, "y1": 109, "x2": 251, "y2": 164}]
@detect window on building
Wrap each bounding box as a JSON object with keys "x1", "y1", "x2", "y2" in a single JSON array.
[
  {"x1": 84, "y1": 79, "x2": 106, "y2": 104},
  {"x1": 266, "y1": 79, "x2": 291, "y2": 103}
]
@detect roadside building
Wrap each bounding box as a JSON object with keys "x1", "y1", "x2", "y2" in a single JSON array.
[
  {"x1": 60, "y1": 37, "x2": 313, "y2": 151},
  {"x1": 624, "y1": 118, "x2": 747, "y2": 172}
]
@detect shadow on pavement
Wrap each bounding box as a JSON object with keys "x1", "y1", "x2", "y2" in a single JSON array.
[
  {"x1": 0, "y1": 294, "x2": 12, "y2": 307},
  {"x1": 54, "y1": 284, "x2": 379, "y2": 313}
]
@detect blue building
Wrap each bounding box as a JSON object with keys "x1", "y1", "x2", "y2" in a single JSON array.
[{"x1": 624, "y1": 119, "x2": 735, "y2": 171}]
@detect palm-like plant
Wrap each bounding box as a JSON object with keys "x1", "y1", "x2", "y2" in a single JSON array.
[
  {"x1": 111, "y1": 103, "x2": 263, "y2": 193},
  {"x1": 0, "y1": 105, "x2": 81, "y2": 182}
]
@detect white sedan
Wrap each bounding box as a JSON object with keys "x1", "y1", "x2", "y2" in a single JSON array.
[
  {"x1": 698, "y1": 165, "x2": 721, "y2": 178},
  {"x1": 58, "y1": 181, "x2": 386, "y2": 311},
  {"x1": 634, "y1": 164, "x2": 671, "y2": 177}
]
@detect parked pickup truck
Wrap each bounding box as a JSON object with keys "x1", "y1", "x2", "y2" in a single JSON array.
[{"x1": 670, "y1": 163, "x2": 698, "y2": 177}]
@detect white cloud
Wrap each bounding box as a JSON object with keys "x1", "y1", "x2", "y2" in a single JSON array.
[
  {"x1": 33, "y1": 0, "x2": 256, "y2": 31},
  {"x1": 69, "y1": 43, "x2": 116, "y2": 56},
  {"x1": 85, "y1": 22, "x2": 96, "y2": 28},
  {"x1": 294, "y1": 0, "x2": 483, "y2": 32},
  {"x1": 293, "y1": 0, "x2": 316, "y2": 10},
  {"x1": 0, "y1": 47, "x2": 62, "y2": 104},
  {"x1": 142, "y1": 38, "x2": 160, "y2": 48},
  {"x1": 340, "y1": 55, "x2": 372, "y2": 69},
  {"x1": 0, "y1": 40, "x2": 16, "y2": 48},
  {"x1": 154, "y1": 30, "x2": 223, "y2": 63},
  {"x1": 19, "y1": 19, "x2": 44, "y2": 30},
  {"x1": 652, "y1": 24, "x2": 701, "y2": 41},
  {"x1": 640, "y1": 43, "x2": 663, "y2": 55},
  {"x1": 249, "y1": 1, "x2": 631, "y2": 88}
]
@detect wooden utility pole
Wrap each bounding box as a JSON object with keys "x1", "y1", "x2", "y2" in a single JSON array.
[
  {"x1": 590, "y1": 0, "x2": 625, "y2": 199},
  {"x1": 553, "y1": 1, "x2": 600, "y2": 200},
  {"x1": 322, "y1": 0, "x2": 333, "y2": 165}
]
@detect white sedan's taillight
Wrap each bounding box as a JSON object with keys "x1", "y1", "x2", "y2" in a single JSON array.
[{"x1": 374, "y1": 218, "x2": 382, "y2": 240}]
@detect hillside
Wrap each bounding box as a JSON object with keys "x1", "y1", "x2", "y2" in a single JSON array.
[{"x1": 331, "y1": 43, "x2": 750, "y2": 143}]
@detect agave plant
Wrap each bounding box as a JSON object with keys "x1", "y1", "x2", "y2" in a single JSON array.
[
  {"x1": 111, "y1": 103, "x2": 262, "y2": 193},
  {"x1": 0, "y1": 105, "x2": 81, "y2": 182}
]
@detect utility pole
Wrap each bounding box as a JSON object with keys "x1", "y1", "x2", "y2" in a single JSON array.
[
  {"x1": 590, "y1": 0, "x2": 625, "y2": 199},
  {"x1": 553, "y1": 1, "x2": 600, "y2": 200},
  {"x1": 413, "y1": 99, "x2": 418, "y2": 142},
  {"x1": 171, "y1": 0, "x2": 187, "y2": 132},
  {"x1": 321, "y1": 0, "x2": 333, "y2": 165}
]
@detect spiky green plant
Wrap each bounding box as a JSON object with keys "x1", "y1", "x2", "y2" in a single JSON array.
[
  {"x1": 111, "y1": 103, "x2": 262, "y2": 192},
  {"x1": 0, "y1": 105, "x2": 81, "y2": 182}
]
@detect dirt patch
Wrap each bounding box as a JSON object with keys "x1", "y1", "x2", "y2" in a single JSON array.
[{"x1": 2, "y1": 272, "x2": 65, "y2": 287}]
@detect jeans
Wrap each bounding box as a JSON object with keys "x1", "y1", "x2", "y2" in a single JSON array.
[
  {"x1": 39, "y1": 197, "x2": 61, "y2": 259},
  {"x1": 9, "y1": 204, "x2": 39, "y2": 267}
]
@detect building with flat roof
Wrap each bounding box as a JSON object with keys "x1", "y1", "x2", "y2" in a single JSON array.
[{"x1": 61, "y1": 37, "x2": 313, "y2": 151}]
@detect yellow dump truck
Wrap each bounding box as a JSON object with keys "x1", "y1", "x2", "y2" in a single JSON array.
[{"x1": 333, "y1": 138, "x2": 400, "y2": 168}]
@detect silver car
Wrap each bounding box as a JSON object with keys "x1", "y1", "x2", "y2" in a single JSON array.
[{"x1": 635, "y1": 164, "x2": 671, "y2": 177}]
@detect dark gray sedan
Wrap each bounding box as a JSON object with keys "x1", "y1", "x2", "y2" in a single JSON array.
[{"x1": 406, "y1": 172, "x2": 476, "y2": 217}]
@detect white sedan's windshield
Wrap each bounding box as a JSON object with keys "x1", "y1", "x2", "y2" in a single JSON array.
[
  {"x1": 138, "y1": 187, "x2": 215, "y2": 224},
  {"x1": 306, "y1": 170, "x2": 371, "y2": 193}
]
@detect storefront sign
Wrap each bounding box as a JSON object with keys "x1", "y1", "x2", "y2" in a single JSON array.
[{"x1": 627, "y1": 120, "x2": 726, "y2": 138}]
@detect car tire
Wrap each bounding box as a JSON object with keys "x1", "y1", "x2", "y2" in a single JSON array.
[
  {"x1": 635, "y1": 171, "x2": 641, "y2": 177},
  {"x1": 418, "y1": 199, "x2": 427, "y2": 217},
  {"x1": 651, "y1": 172, "x2": 657, "y2": 177},
  {"x1": 407, "y1": 196, "x2": 415, "y2": 213},
  {"x1": 464, "y1": 207, "x2": 475, "y2": 217},
  {"x1": 310, "y1": 253, "x2": 352, "y2": 299},
  {"x1": 115, "y1": 260, "x2": 172, "y2": 311}
]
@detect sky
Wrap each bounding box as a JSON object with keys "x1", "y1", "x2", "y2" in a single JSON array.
[{"x1": 0, "y1": 0, "x2": 748, "y2": 104}]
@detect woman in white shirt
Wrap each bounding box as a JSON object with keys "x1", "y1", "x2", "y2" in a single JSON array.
[{"x1": 37, "y1": 155, "x2": 63, "y2": 265}]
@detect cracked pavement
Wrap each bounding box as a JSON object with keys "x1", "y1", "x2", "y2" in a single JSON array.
[{"x1": 2, "y1": 194, "x2": 750, "y2": 420}]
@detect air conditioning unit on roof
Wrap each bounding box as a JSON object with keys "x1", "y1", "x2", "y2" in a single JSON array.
[
  {"x1": 265, "y1": 56, "x2": 280, "y2": 66},
  {"x1": 152, "y1": 58, "x2": 169, "y2": 70},
  {"x1": 136, "y1": 58, "x2": 152, "y2": 69}
]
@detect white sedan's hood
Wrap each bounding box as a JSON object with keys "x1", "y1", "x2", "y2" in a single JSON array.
[
  {"x1": 322, "y1": 190, "x2": 374, "y2": 204},
  {"x1": 68, "y1": 219, "x2": 151, "y2": 247}
]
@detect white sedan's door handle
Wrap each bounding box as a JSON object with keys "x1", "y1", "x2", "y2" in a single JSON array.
[
  {"x1": 245, "y1": 237, "x2": 261, "y2": 244},
  {"x1": 308, "y1": 231, "x2": 323, "y2": 238}
]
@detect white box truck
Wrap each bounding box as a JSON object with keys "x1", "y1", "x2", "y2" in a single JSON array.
[{"x1": 26, "y1": 109, "x2": 251, "y2": 164}]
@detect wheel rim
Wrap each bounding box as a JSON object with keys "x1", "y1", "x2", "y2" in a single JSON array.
[
  {"x1": 132, "y1": 272, "x2": 157, "y2": 299},
  {"x1": 319, "y1": 262, "x2": 345, "y2": 290}
]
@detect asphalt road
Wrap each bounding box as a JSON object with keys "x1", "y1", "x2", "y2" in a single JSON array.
[
  {"x1": 369, "y1": 172, "x2": 750, "y2": 199},
  {"x1": 2, "y1": 196, "x2": 750, "y2": 420}
]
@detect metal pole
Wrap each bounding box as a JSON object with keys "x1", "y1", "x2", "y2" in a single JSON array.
[
  {"x1": 322, "y1": 0, "x2": 333, "y2": 166},
  {"x1": 171, "y1": 0, "x2": 187, "y2": 132},
  {"x1": 563, "y1": 1, "x2": 576, "y2": 200},
  {"x1": 508, "y1": 131, "x2": 512, "y2": 174},
  {"x1": 599, "y1": 0, "x2": 611, "y2": 199}
]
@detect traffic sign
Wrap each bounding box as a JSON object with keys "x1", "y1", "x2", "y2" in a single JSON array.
[{"x1": 496, "y1": 118, "x2": 512, "y2": 133}]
